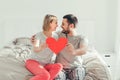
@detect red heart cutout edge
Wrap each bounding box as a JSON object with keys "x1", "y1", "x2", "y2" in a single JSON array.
[{"x1": 46, "y1": 37, "x2": 68, "y2": 54}]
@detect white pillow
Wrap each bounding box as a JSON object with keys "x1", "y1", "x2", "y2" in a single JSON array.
[{"x1": 13, "y1": 37, "x2": 32, "y2": 46}]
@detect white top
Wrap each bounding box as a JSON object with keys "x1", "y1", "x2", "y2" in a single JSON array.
[{"x1": 27, "y1": 32, "x2": 58, "y2": 66}]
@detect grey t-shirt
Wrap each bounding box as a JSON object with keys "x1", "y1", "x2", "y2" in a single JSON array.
[
  {"x1": 27, "y1": 32, "x2": 58, "y2": 66},
  {"x1": 56, "y1": 31, "x2": 88, "y2": 68}
]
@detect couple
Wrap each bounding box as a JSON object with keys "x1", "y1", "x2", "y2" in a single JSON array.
[{"x1": 25, "y1": 14, "x2": 88, "y2": 80}]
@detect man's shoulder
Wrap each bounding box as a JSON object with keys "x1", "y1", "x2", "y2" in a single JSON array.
[
  {"x1": 75, "y1": 34, "x2": 85, "y2": 39},
  {"x1": 74, "y1": 34, "x2": 89, "y2": 44},
  {"x1": 76, "y1": 34, "x2": 89, "y2": 45}
]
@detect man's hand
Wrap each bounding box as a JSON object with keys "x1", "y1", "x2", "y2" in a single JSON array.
[
  {"x1": 66, "y1": 43, "x2": 76, "y2": 55},
  {"x1": 66, "y1": 43, "x2": 87, "y2": 56}
]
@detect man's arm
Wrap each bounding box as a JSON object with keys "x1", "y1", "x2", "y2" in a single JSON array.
[
  {"x1": 74, "y1": 44, "x2": 88, "y2": 56},
  {"x1": 75, "y1": 37, "x2": 88, "y2": 56},
  {"x1": 67, "y1": 37, "x2": 88, "y2": 56}
]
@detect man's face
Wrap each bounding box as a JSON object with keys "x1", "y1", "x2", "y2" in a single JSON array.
[{"x1": 61, "y1": 19, "x2": 70, "y2": 33}]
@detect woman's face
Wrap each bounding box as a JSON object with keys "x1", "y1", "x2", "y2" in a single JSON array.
[{"x1": 49, "y1": 19, "x2": 58, "y2": 31}]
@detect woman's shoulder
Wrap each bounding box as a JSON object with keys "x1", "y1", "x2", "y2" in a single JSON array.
[
  {"x1": 35, "y1": 32, "x2": 43, "y2": 39},
  {"x1": 35, "y1": 32, "x2": 42, "y2": 35}
]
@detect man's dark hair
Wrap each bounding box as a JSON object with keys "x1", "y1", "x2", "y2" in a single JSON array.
[{"x1": 63, "y1": 14, "x2": 78, "y2": 28}]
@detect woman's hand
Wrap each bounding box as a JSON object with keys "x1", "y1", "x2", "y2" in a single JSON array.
[
  {"x1": 31, "y1": 35, "x2": 36, "y2": 46},
  {"x1": 33, "y1": 40, "x2": 48, "y2": 53}
]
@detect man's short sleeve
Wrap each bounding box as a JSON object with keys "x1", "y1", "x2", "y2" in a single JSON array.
[{"x1": 79, "y1": 35, "x2": 89, "y2": 47}]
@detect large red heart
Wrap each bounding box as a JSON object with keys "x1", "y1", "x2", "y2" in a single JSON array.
[{"x1": 46, "y1": 37, "x2": 68, "y2": 54}]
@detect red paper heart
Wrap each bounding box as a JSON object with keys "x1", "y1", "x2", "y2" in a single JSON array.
[{"x1": 46, "y1": 37, "x2": 68, "y2": 54}]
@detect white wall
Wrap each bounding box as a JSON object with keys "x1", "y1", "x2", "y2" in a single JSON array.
[
  {"x1": 0, "y1": 0, "x2": 96, "y2": 48},
  {"x1": 95, "y1": 0, "x2": 117, "y2": 53},
  {"x1": 0, "y1": 0, "x2": 119, "y2": 79},
  {"x1": 115, "y1": 0, "x2": 120, "y2": 79},
  {"x1": 0, "y1": 0, "x2": 117, "y2": 53}
]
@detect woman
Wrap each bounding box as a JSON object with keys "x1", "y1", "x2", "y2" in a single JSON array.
[{"x1": 25, "y1": 14, "x2": 62, "y2": 80}]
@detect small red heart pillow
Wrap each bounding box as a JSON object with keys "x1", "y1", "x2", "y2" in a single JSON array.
[{"x1": 46, "y1": 37, "x2": 68, "y2": 54}]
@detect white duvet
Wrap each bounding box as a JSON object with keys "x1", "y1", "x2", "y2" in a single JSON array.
[
  {"x1": 82, "y1": 50, "x2": 111, "y2": 80},
  {"x1": 0, "y1": 44, "x2": 33, "y2": 80},
  {"x1": 0, "y1": 37, "x2": 112, "y2": 80}
]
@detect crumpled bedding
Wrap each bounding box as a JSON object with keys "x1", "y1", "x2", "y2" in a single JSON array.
[
  {"x1": 0, "y1": 37, "x2": 33, "y2": 80},
  {"x1": 0, "y1": 56, "x2": 32, "y2": 80},
  {"x1": 0, "y1": 37, "x2": 112, "y2": 80},
  {"x1": 82, "y1": 50, "x2": 112, "y2": 80}
]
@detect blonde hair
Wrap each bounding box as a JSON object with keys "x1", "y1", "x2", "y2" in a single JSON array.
[{"x1": 42, "y1": 14, "x2": 57, "y2": 31}]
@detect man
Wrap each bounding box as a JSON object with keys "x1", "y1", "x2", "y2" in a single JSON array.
[{"x1": 55, "y1": 14, "x2": 88, "y2": 80}]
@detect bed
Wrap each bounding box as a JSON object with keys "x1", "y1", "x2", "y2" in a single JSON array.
[
  {"x1": 82, "y1": 49, "x2": 112, "y2": 80},
  {"x1": 0, "y1": 37, "x2": 111, "y2": 80}
]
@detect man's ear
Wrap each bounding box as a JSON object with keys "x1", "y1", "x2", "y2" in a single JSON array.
[{"x1": 70, "y1": 23, "x2": 74, "y2": 28}]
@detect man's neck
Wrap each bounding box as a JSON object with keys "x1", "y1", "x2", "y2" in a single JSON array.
[{"x1": 68, "y1": 29, "x2": 77, "y2": 36}]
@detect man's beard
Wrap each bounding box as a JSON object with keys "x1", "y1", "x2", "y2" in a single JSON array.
[
  {"x1": 62, "y1": 26, "x2": 70, "y2": 34},
  {"x1": 62, "y1": 30, "x2": 70, "y2": 34},
  {"x1": 62, "y1": 29, "x2": 70, "y2": 38}
]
